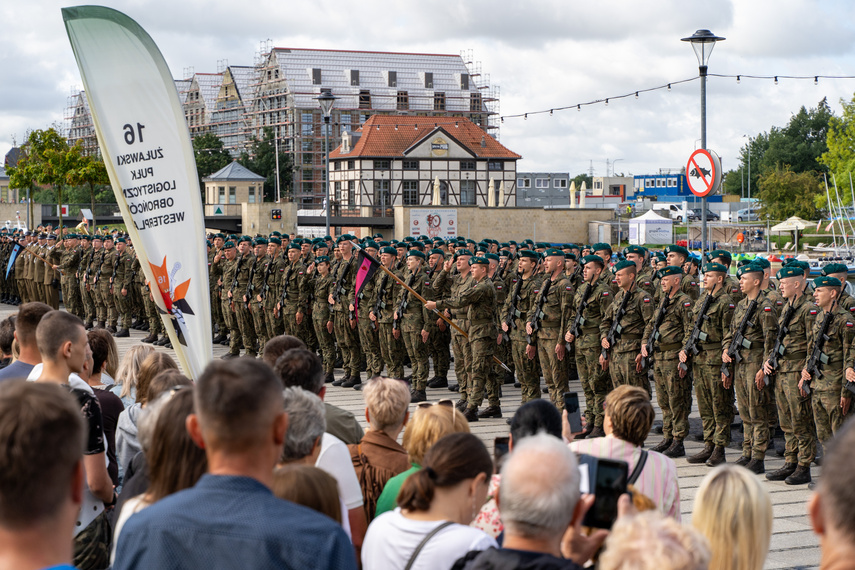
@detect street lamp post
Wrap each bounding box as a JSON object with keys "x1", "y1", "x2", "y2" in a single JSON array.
[
  {"x1": 683, "y1": 29, "x2": 725, "y2": 255},
  {"x1": 316, "y1": 90, "x2": 337, "y2": 237},
  {"x1": 743, "y1": 135, "x2": 752, "y2": 218}
]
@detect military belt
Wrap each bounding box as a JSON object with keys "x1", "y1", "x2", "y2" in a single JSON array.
[
  {"x1": 781, "y1": 351, "x2": 807, "y2": 361},
  {"x1": 469, "y1": 319, "x2": 493, "y2": 325},
  {"x1": 656, "y1": 342, "x2": 682, "y2": 352},
  {"x1": 581, "y1": 327, "x2": 599, "y2": 335},
  {"x1": 619, "y1": 333, "x2": 643, "y2": 341},
  {"x1": 698, "y1": 342, "x2": 721, "y2": 351}
]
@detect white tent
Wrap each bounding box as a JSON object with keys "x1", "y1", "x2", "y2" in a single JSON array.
[{"x1": 629, "y1": 210, "x2": 673, "y2": 245}]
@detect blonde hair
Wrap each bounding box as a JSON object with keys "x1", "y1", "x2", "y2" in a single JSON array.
[
  {"x1": 115, "y1": 345, "x2": 155, "y2": 400},
  {"x1": 692, "y1": 464, "x2": 772, "y2": 570},
  {"x1": 363, "y1": 377, "x2": 410, "y2": 432},
  {"x1": 402, "y1": 405, "x2": 469, "y2": 465},
  {"x1": 599, "y1": 511, "x2": 710, "y2": 570}
]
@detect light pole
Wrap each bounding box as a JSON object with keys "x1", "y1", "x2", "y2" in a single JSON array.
[
  {"x1": 683, "y1": 29, "x2": 725, "y2": 254},
  {"x1": 316, "y1": 90, "x2": 337, "y2": 236},
  {"x1": 743, "y1": 134, "x2": 751, "y2": 219},
  {"x1": 610, "y1": 158, "x2": 624, "y2": 177}
]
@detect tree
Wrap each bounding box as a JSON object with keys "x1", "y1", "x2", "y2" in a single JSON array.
[
  {"x1": 819, "y1": 94, "x2": 855, "y2": 209},
  {"x1": 238, "y1": 127, "x2": 293, "y2": 202},
  {"x1": 571, "y1": 173, "x2": 592, "y2": 190},
  {"x1": 755, "y1": 168, "x2": 822, "y2": 220},
  {"x1": 7, "y1": 128, "x2": 73, "y2": 229},
  {"x1": 193, "y1": 133, "x2": 232, "y2": 198},
  {"x1": 65, "y1": 145, "x2": 110, "y2": 230}
]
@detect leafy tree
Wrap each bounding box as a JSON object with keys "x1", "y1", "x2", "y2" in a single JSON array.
[
  {"x1": 238, "y1": 127, "x2": 293, "y2": 202},
  {"x1": 819, "y1": 94, "x2": 855, "y2": 209},
  {"x1": 571, "y1": 173, "x2": 592, "y2": 190},
  {"x1": 755, "y1": 168, "x2": 822, "y2": 220},
  {"x1": 193, "y1": 133, "x2": 232, "y2": 197},
  {"x1": 7, "y1": 128, "x2": 72, "y2": 229},
  {"x1": 65, "y1": 145, "x2": 110, "y2": 229}
]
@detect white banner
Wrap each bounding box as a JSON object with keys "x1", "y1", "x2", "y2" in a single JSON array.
[
  {"x1": 63, "y1": 6, "x2": 211, "y2": 378},
  {"x1": 409, "y1": 208, "x2": 457, "y2": 239}
]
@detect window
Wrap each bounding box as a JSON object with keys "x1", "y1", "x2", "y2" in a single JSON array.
[
  {"x1": 359, "y1": 113, "x2": 370, "y2": 126},
  {"x1": 334, "y1": 161, "x2": 341, "y2": 171},
  {"x1": 301, "y1": 112, "x2": 313, "y2": 137},
  {"x1": 403, "y1": 181, "x2": 419, "y2": 205},
  {"x1": 359, "y1": 90, "x2": 371, "y2": 110},
  {"x1": 388, "y1": 71, "x2": 397, "y2": 87},
  {"x1": 302, "y1": 139, "x2": 312, "y2": 152},
  {"x1": 218, "y1": 186, "x2": 226, "y2": 204},
  {"x1": 302, "y1": 153, "x2": 312, "y2": 165},
  {"x1": 555, "y1": 179, "x2": 568, "y2": 188},
  {"x1": 334, "y1": 181, "x2": 341, "y2": 202},
  {"x1": 645, "y1": 179, "x2": 653, "y2": 188},
  {"x1": 656, "y1": 179, "x2": 664, "y2": 188},
  {"x1": 488, "y1": 161, "x2": 503, "y2": 171},
  {"x1": 403, "y1": 160, "x2": 419, "y2": 170},
  {"x1": 248, "y1": 186, "x2": 256, "y2": 204},
  {"x1": 434, "y1": 92, "x2": 445, "y2": 111},
  {"x1": 374, "y1": 160, "x2": 391, "y2": 170},
  {"x1": 460, "y1": 180, "x2": 476, "y2": 205},
  {"x1": 470, "y1": 92, "x2": 482, "y2": 113},
  {"x1": 397, "y1": 91, "x2": 409, "y2": 111},
  {"x1": 668, "y1": 178, "x2": 677, "y2": 187},
  {"x1": 302, "y1": 181, "x2": 313, "y2": 196},
  {"x1": 460, "y1": 73, "x2": 469, "y2": 90},
  {"x1": 311, "y1": 68, "x2": 321, "y2": 85},
  {"x1": 340, "y1": 114, "x2": 351, "y2": 133},
  {"x1": 424, "y1": 72, "x2": 433, "y2": 88},
  {"x1": 535, "y1": 178, "x2": 549, "y2": 189},
  {"x1": 460, "y1": 161, "x2": 476, "y2": 171},
  {"x1": 348, "y1": 160, "x2": 355, "y2": 170},
  {"x1": 517, "y1": 178, "x2": 531, "y2": 189},
  {"x1": 347, "y1": 181, "x2": 355, "y2": 205},
  {"x1": 301, "y1": 196, "x2": 314, "y2": 207},
  {"x1": 350, "y1": 69, "x2": 359, "y2": 86},
  {"x1": 374, "y1": 180, "x2": 390, "y2": 208},
  {"x1": 229, "y1": 186, "x2": 236, "y2": 204}
]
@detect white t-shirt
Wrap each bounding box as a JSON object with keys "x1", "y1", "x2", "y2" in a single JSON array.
[
  {"x1": 362, "y1": 509, "x2": 496, "y2": 570},
  {"x1": 110, "y1": 494, "x2": 151, "y2": 564},
  {"x1": 316, "y1": 432, "x2": 364, "y2": 510}
]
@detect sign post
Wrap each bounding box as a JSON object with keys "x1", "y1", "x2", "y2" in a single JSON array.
[{"x1": 685, "y1": 148, "x2": 721, "y2": 253}]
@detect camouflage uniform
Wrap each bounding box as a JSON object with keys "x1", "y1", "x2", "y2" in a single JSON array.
[
  {"x1": 529, "y1": 274, "x2": 573, "y2": 408},
  {"x1": 371, "y1": 265, "x2": 406, "y2": 379},
  {"x1": 724, "y1": 274, "x2": 744, "y2": 305},
  {"x1": 812, "y1": 303, "x2": 855, "y2": 456},
  {"x1": 281, "y1": 259, "x2": 308, "y2": 342},
  {"x1": 59, "y1": 244, "x2": 82, "y2": 318},
  {"x1": 310, "y1": 270, "x2": 336, "y2": 375},
  {"x1": 263, "y1": 252, "x2": 288, "y2": 339},
  {"x1": 503, "y1": 272, "x2": 544, "y2": 404},
  {"x1": 436, "y1": 269, "x2": 473, "y2": 402},
  {"x1": 330, "y1": 254, "x2": 361, "y2": 379},
  {"x1": 601, "y1": 285, "x2": 654, "y2": 395},
  {"x1": 220, "y1": 254, "x2": 241, "y2": 356},
  {"x1": 723, "y1": 291, "x2": 778, "y2": 460},
  {"x1": 248, "y1": 253, "x2": 270, "y2": 349},
  {"x1": 689, "y1": 287, "x2": 736, "y2": 448},
  {"x1": 643, "y1": 291, "x2": 693, "y2": 441},
  {"x1": 426, "y1": 263, "x2": 452, "y2": 382},
  {"x1": 355, "y1": 263, "x2": 383, "y2": 378},
  {"x1": 568, "y1": 280, "x2": 613, "y2": 426},
  {"x1": 635, "y1": 266, "x2": 657, "y2": 296},
  {"x1": 44, "y1": 243, "x2": 61, "y2": 310},
  {"x1": 774, "y1": 293, "x2": 817, "y2": 468},
  {"x1": 209, "y1": 248, "x2": 225, "y2": 335},
  {"x1": 231, "y1": 250, "x2": 256, "y2": 356},
  {"x1": 111, "y1": 247, "x2": 133, "y2": 330},
  {"x1": 394, "y1": 269, "x2": 430, "y2": 391}
]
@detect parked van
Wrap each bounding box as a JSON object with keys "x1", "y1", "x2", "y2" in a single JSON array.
[{"x1": 652, "y1": 203, "x2": 697, "y2": 221}]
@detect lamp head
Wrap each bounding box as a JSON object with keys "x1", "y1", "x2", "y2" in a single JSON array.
[{"x1": 681, "y1": 29, "x2": 725, "y2": 68}]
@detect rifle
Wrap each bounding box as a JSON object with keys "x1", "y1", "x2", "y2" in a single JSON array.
[
  {"x1": 721, "y1": 297, "x2": 759, "y2": 378},
  {"x1": 640, "y1": 293, "x2": 672, "y2": 370},
  {"x1": 245, "y1": 256, "x2": 259, "y2": 310},
  {"x1": 260, "y1": 256, "x2": 276, "y2": 301},
  {"x1": 501, "y1": 272, "x2": 525, "y2": 343},
  {"x1": 601, "y1": 282, "x2": 635, "y2": 361},
  {"x1": 331, "y1": 257, "x2": 354, "y2": 320},
  {"x1": 803, "y1": 301, "x2": 837, "y2": 394},
  {"x1": 526, "y1": 277, "x2": 553, "y2": 345},
  {"x1": 373, "y1": 271, "x2": 390, "y2": 329},
  {"x1": 762, "y1": 301, "x2": 797, "y2": 386},
  {"x1": 393, "y1": 273, "x2": 417, "y2": 332},
  {"x1": 678, "y1": 288, "x2": 717, "y2": 373},
  {"x1": 230, "y1": 254, "x2": 245, "y2": 308},
  {"x1": 569, "y1": 282, "x2": 594, "y2": 339}
]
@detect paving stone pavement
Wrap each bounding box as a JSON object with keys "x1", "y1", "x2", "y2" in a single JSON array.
[{"x1": 2, "y1": 304, "x2": 821, "y2": 569}]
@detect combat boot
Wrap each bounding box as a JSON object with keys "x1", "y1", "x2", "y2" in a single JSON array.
[
  {"x1": 735, "y1": 455, "x2": 751, "y2": 466},
  {"x1": 663, "y1": 440, "x2": 685, "y2": 458},
  {"x1": 427, "y1": 377, "x2": 448, "y2": 389},
  {"x1": 766, "y1": 462, "x2": 797, "y2": 481},
  {"x1": 96, "y1": 321, "x2": 105, "y2": 329},
  {"x1": 342, "y1": 374, "x2": 361, "y2": 388},
  {"x1": 323, "y1": 372, "x2": 335, "y2": 384},
  {"x1": 410, "y1": 389, "x2": 427, "y2": 403},
  {"x1": 141, "y1": 333, "x2": 157, "y2": 344},
  {"x1": 705, "y1": 446, "x2": 726, "y2": 467},
  {"x1": 687, "y1": 442, "x2": 714, "y2": 464},
  {"x1": 463, "y1": 406, "x2": 479, "y2": 422},
  {"x1": 785, "y1": 465, "x2": 811, "y2": 485},
  {"x1": 651, "y1": 438, "x2": 673, "y2": 453},
  {"x1": 477, "y1": 406, "x2": 502, "y2": 419},
  {"x1": 455, "y1": 399, "x2": 468, "y2": 412},
  {"x1": 221, "y1": 352, "x2": 239, "y2": 360},
  {"x1": 588, "y1": 425, "x2": 606, "y2": 439},
  {"x1": 745, "y1": 459, "x2": 765, "y2": 474},
  {"x1": 212, "y1": 333, "x2": 228, "y2": 344},
  {"x1": 503, "y1": 371, "x2": 515, "y2": 385},
  {"x1": 333, "y1": 375, "x2": 348, "y2": 387},
  {"x1": 113, "y1": 328, "x2": 130, "y2": 338}
]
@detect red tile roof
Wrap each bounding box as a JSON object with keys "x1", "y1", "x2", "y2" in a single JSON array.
[{"x1": 329, "y1": 116, "x2": 521, "y2": 160}]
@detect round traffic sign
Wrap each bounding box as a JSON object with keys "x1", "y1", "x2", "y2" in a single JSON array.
[
  {"x1": 685, "y1": 149, "x2": 722, "y2": 198},
  {"x1": 737, "y1": 232, "x2": 744, "y2": 244}
]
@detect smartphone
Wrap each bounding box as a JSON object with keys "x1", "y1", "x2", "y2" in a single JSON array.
[
  {"x1": 563, "y1": 392, "x2": 583, "y2": 434},
  {"x1": 577, "y1": 455, "x2": 629, "y2": 529},
  {"x1": 494, "y1": 436, "x2": 510, "y2": 462}
]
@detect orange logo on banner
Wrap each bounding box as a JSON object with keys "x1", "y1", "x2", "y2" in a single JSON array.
[{"x1": 737, "y1": 233, "x2": 745, "y2": 244}]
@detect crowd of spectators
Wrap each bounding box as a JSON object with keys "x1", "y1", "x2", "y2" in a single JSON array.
[{"x1": 0, "y1": 301, "x2": 852, "y2": 570}]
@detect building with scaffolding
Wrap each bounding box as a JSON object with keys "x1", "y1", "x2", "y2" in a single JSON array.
[
  {"x1": 246, "y1": 45, "x2": 499, "y2": 206},
  {"x1": 207, "y1": 64, "x2": 256, "y2": 156}
]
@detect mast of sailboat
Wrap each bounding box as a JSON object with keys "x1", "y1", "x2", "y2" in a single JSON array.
[
  {"x1": 832, "y1": 175, "x2": 855, "y2": 252},
  {"x1": 825, "y1": 174, "x2": 839, "y2": 251}
]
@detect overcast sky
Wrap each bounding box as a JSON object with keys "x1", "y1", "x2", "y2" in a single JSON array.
[{"x1": 3, "y1": 0, "x2": 855, "y2": 182}]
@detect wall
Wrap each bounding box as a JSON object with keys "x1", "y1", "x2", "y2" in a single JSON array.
[
  {"x1": 393, "y1": 205, "x2": 607, "y2": 243},
  {"x1": 0, "y1": 203, "x2": 39, "y2": 229},
  {"x1": 241, "y1": 202, "x2": 298, "y2": 235}
]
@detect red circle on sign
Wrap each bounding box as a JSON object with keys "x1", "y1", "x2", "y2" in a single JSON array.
[
  {"x1": 414, "y1": 220, "x2": 419, "y2": 226},
  {"x1": 686, "y1": 149, "x2": 718, "y2": 198},
  {"x1": 737, "y1": 233, "x2": 744, "y2": 243}
]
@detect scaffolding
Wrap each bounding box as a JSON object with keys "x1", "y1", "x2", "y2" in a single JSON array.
[{"x1": 64, "y1": 87, "x2": 100, "y2": 157}]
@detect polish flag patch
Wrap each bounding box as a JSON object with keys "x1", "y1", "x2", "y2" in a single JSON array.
[
  {"x1": 810, "y1": 309, "x2": 818, "y2": 315},
  {"x1": 764, "y1": 306, "x2": 772, "y2": 312},
  {"x1": 684, "y1": 302, "x2": 691, "y2": 307},
  {"x1": 602, "y1": 292, "x2": 609, "y2": 296},
  {"x1": 566, "y1": 286, "x2": 572, "y2": 291},
  {"x1": 643, "y1": 297, "x2": 651, "y2": 303},
  {"x1": 729, "y1": 304, "x2": 735, "y2": 308},
  {"x1": 847, "y1": 322, "x2": 854, "y2": 327}
]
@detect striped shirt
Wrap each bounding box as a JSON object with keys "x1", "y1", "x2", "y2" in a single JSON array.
[{"x1": 569, "y1": 436, "x2": 681, "y2": 520}]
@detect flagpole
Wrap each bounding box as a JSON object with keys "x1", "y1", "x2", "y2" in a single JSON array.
[{"x1": 352, "y1": 242, "x2": 512, "y2": 373}]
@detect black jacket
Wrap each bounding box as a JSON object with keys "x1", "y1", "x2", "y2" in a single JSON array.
[{"x1": 452, "y1": 547, "x2": 585, "y2": 570}]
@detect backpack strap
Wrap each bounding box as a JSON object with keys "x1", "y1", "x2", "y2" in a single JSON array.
[
  {"x1": 628, "y1": 449, "x2": 648, "y2": 486},
  {"x1": 404, "y1": 521, "x2": 455, "y2": 570}
]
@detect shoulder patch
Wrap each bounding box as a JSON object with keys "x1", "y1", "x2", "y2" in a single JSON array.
[
  {"x1": 810, "y1": 309, "x2": 818, "y2": 315},
  {"x1": 776, "y1": 300, "x2": 783, "y2": 306},
  {"x1": 566, "y1": 286, "x2": 572, "y2": 291},
  {"x1": 847, "y1": 322, "x2": 854, "y2": 328},
  {"x1": 764, "y1": 306, "x2": 772, "y2": 312},
  {"x1": 602, "y1": 291, "x2": 609, "y2": 297},
  {"x1": 683, "y1": 302, "x2": 691, "y2": 307},
  {"x1": 497, "y1": 285, "x2": 503, "y2": 290},
  {"x1": 728, "y1": 304, "x2": 735, "y2": 309},
  {"x1": 643, "y1": 281, "x2": 651, "y2": 286},
  {"x1": 643, "y1": 297, "x2": 651, "y2": 303},
  {"x1": 690, "y1": 282, "x2": 697, "y2": 286}
]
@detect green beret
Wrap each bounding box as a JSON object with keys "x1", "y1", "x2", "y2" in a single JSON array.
[
  {"x1": 237, "y1": 236, "x2": 251, "y2": 244},
  {"x1": 270, "y1": 231, "x2": 281, "y2": 237},
  {"x1": 624, "y1": 245, "x2": 647, "y2": 256},
  {"x1": 508, "y1": 240, "x2": 518, "y2": 246},
  {"x1": 315, "y1": 255, "x2": 330, "y2": 265},
  {"x1": 269, "y1": 237, "x2": 281, "y2": 245},
  {"x1": 475, "y1": 246, "x2": 488, "y2": 253},
  {"x1": 592, "y1": 242, "x2": 612, "y2": 254},
  {"x1": 499, "y1": 250, "x2": 510, "y2": 257},
  {"x1": 500, "y1": 242, "x2": 510, "y2": 249},
  {"x1": 223, "y1": 241, "x2": 235, "y2": 250},
  {"x1": 116, "y1": 237, "x2": 126, "y2": 243},
  {"x1": 704, "y1": 262, "x2": 728, "y2": 274},
  {"x1": 428, "y1": 248, "x2": 445, "y2": 257},
  {"x1": 418, "y1": 236, "x2": 431, "y2": 242},
  {"x1": 654, "y1": 252, "x2": 666, "y2": 262},
  {"x1": 777, "y1": 266, "x2": 803, "y2": 279},
  {"x1": 535, "y1": 242, "x2": 550, "y2": 250},
  {"x1": 736, "y1": 263, "x2": 763, "y2": 279},
  {"x1": 736, "y1": 259, "x2": 751, "y2": 268},
  {"x1": 214, "y1": 233, "x2": 225, "y2": 239},
  {"x1": 518, "y1": 250, "x2": 538, "y2": 261},
  {"x1": 485, "y1": 253, "x2": 500, "y2": 262},
  {"x1": 664, "y1": 245, "x2": 689, "y2": 258},
  {"x1": 659, "y1": 265, "x2": 683, "y2": 277},
  {"x1": 434, "y1": 239, "x2": 446, "y2": 246},
  {"x1": 752, "y1": 257, "x2": 771, "y2": 269},
  {"x1": 363, "y1": 241, "x2": 379, "y2": 250},
  {"x1": 407, "y1": 250, "x2": 425, "y2": 260},
  {"x1": 102, "y1": 234, "x2": 113, "y2": 242},
  {"x1": 814, "y1": 276, "x2": 842, "y2": 289},
  {"x1": 380, "y1": 246, "x2": 397, "y2": 256},
  {"x1": 227, "y1": 234, "x2": 238, "y2": 241},
  {"x1": 92, "y1": 235, "x2": 102, "y2": 241},
  {"x1": 709, "y1": 249, "x2": 732, "y2": 264},
  {"x1": 790, "y1": 260, "x2": 811, "y2": 276},
  {"x1": 581, "y1": 254, "x2": 604, "y2": 266},
  {"x1": 404, "y1": 237, "x2": 415, "y2": 243},
  {"x1": 565, "y1": 253, "x2": 577, "y2": 261},
  {"x1": 253, "y1": 238, "x2": 267, "y2": 246},
  {"x1": 287, "y1": 243, "x2": 301, "y2": 250},
  {"x1": 469, "y1": 256, "x2": 489, "y2": 266},
  {"x1": 822, "y1": 263, "x2": 849, "y2": 276},
  {"x1": 373, "y1": 233, "x2": 383, "y2": 239},
  {"x1": 544, "y1": 248, "x2": 564, "y2": 258},
  {"x1": 613, "y1": 260, "x2": 636, "y2": 273}
]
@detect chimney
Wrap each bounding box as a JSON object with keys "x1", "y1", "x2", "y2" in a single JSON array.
[
  {"x1": 481, "y1": 135, "x2": 486, "y2": 148},
  {"x1": 341, "y1": 131, "x2": 351, "y2": 154}
]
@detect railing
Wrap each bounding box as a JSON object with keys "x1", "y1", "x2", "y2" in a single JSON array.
[
  {"x1": 298, "y1": 206, "x2": 392, "y2": 219},
  {"x1": 41, "y1": 203, "x2": 122, "y2": 218}
]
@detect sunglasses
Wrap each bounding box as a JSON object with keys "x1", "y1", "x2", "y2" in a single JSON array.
[{"x1": 417, "y1": 399, "x2": 454, "y2": 409}]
